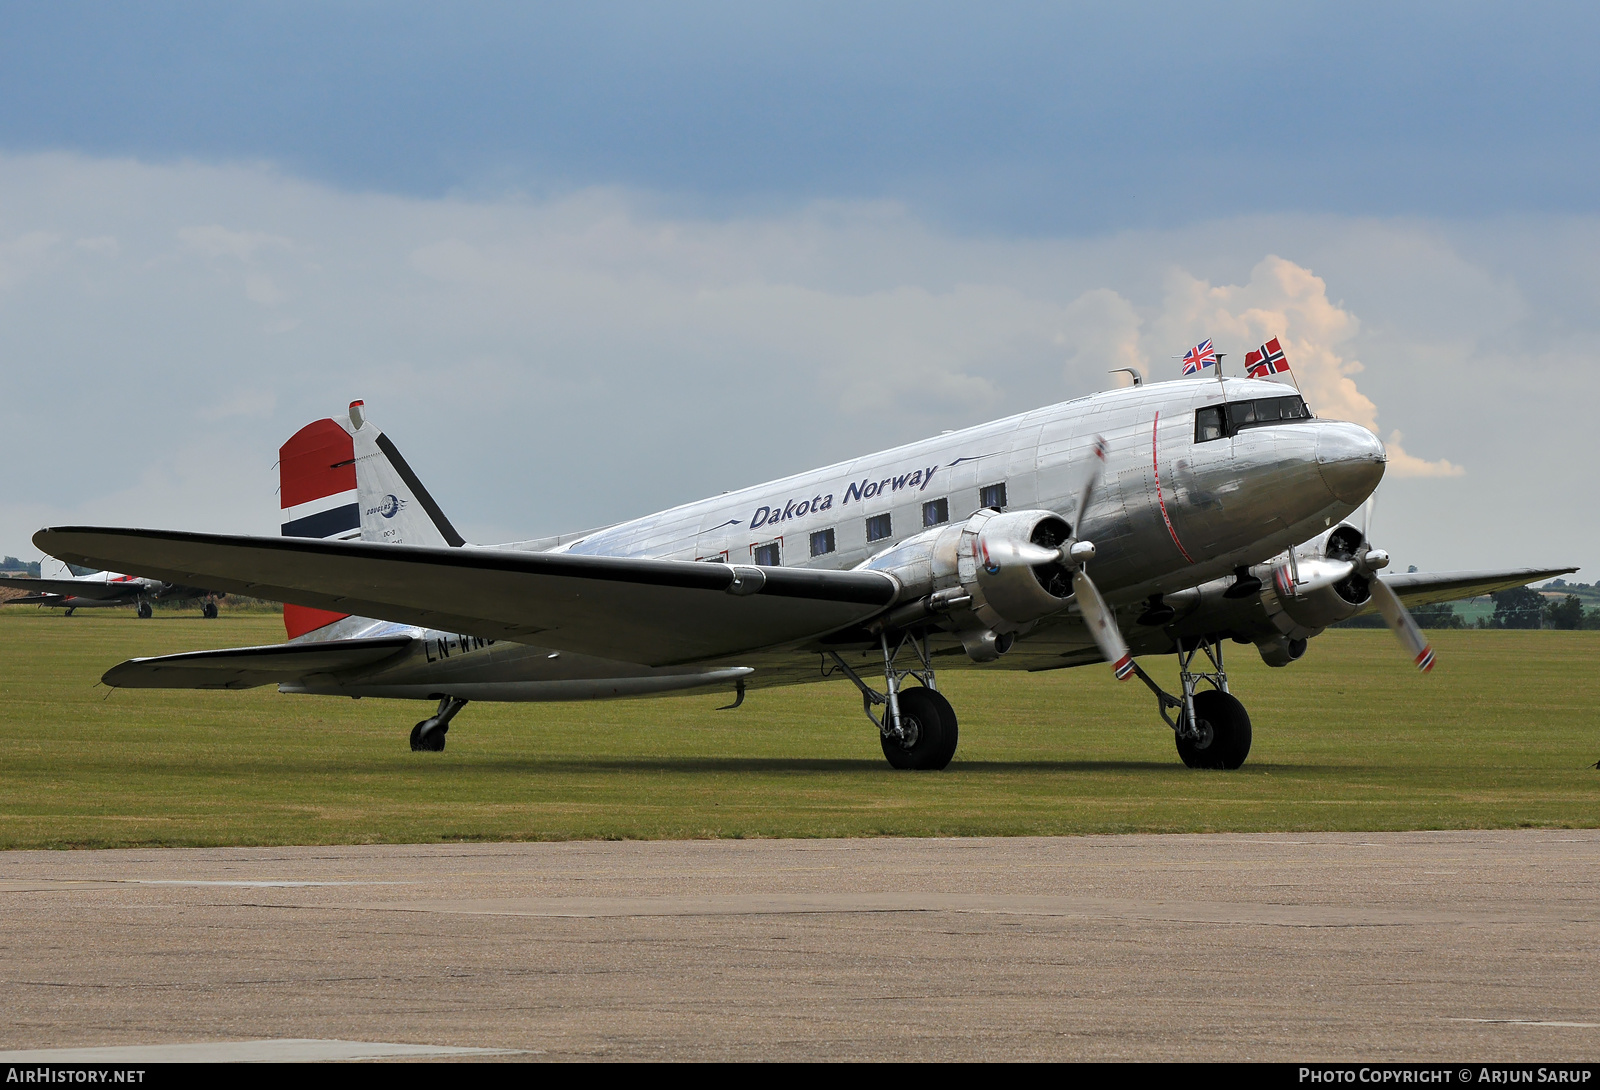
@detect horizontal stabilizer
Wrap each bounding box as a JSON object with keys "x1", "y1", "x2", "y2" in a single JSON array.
[
  {"x1": 0, "y1": 576, "x2": 133, "y2": 601},
  {"x1": 1379, "y1": 567, "x2": 1578, "y2": 610},
  {"x1": 37, "y1": 527, "x2": 900, "y2": 666},
  {"x1": 3, "y1": 592, "x2": 66, "y2": 605},
  {"x1": 103, "y1": 635, "x2": 414, "y2": 690}
]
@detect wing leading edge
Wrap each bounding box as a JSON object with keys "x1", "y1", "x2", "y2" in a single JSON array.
[
  {"x1": 1377, "y1": 567, "x2": 1578, "y2": 611},
  {"x1": 35, "y1": 527, "x2": 900, "y2": 667}
]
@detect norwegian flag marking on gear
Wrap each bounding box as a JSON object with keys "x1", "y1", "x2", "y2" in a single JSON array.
[
  {"x1": 1245, "y1": 336, "x2": 1290, "y2": 378},
  {"x1": 1181, "y1": 339, "x2": 1216, "y2": 376}
]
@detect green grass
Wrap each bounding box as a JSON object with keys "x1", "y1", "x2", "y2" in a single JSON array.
[{"x1": 1, "y1": 611, "x2": 1596, "y2": 848}]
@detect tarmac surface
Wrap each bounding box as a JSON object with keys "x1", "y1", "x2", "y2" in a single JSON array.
[{"x1": 2, "y1": 831, "x2": 1597, "y2": 1062}]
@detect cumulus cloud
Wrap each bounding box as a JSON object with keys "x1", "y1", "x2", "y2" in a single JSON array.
[
  {"x1": 1144, "y1": 255, "x2": 1462, "y2": 478},
  {"x1": 0, "y1": 153, "x2": 1590, "y2": 574}
]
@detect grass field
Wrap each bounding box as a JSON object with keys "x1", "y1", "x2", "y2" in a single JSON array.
[{"x1": 1, "y1": 611, "x2": 1596, "y2": 848}]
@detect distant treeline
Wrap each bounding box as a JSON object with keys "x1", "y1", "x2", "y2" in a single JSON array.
[
  {"x1": 1, "y1": 556, "x2": 40, "y2": 576},
  {"x1": 1336, "y1": 586, "x2": 1600, "y2": 630}
]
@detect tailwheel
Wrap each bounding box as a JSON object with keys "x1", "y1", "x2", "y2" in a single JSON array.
[
  {"x1": 1176, "y1": 689, "x2": 1252, "y2": 770},
  {"x1": 409, "y1": 720, "x2": 448, "y2": 752},
  {"x1": 409, "y1": 695, "x2": 466, "y2": 753},
  {"x1": 881, "y1": 686, "x2": 958, "y2": 771}
]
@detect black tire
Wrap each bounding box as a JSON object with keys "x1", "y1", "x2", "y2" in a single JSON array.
[
  {"x1": 64, "y1": 607, "x2": 75, "y2": 617},
  {"x1": 880, "y1": 686, "x2": 956, "y2": 771},
  {"x1": 136, "y1": 601, "x2": 153, "y2": 619},
  {"x1": 202, "y1": 601, "x2": 219, "y2": 619},
  {"x1": 409, "y1": 720, "x2": 448, "y2": 752},
  {"x1": 1176, "y1": 689, "x2": 1252, "y2": 770}
]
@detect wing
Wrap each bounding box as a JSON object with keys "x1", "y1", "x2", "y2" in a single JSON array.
[
  {"x1": 103, "y1": 636, "x2": 414, "y2": 690},
  {"x1": 36, "y1": 527, "x2": 900, "y2": 667},
  {"x1": 0, "y1": 576, "x2": 138, "y2": 601},
  {"x1": 1373, "y1": 567, "x2": 1578, "y2": 611}
]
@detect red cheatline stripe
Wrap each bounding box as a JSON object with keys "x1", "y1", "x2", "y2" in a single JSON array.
[
  {"x1": 1416, "y1": 646, "x2": 1435, "y2": 673},
  {"x1": 1114, "y1": 654, "x2": 1136, "y2": 680},
  {"x1": 1151, "y1": 412, "x2": 1195, "y2": 564}
]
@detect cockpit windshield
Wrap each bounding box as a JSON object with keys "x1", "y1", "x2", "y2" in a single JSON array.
[{"x1": 1194, "y1": 395, "x2": 1313, "y2": 442}]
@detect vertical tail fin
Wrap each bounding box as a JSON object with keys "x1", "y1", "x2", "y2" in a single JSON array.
[
  {"x1": 347, "y1": 400, "x2": 467, "y2": 549},
  {"x1": 278, "y1": 417, "x2": 358, "y2": 639}
]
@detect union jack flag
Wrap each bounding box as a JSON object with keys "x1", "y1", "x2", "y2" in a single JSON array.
[
  {"x1": 1181, "y1": 340, "x2": 1216, "y2": 376},
  {"x1": 1245, "y1": 336, "x2": 1290, "y2": 378}
]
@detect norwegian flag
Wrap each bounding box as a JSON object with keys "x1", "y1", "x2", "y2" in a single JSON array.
[
  {"x1": 1181, "y1": 339, "x2": 1216, "y2": 376},
  {"x1": 1245, "y1": 336, "x2": 1290, "y2": 378}
]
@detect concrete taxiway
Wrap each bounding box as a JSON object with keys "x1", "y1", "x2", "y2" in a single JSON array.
[{"x1": 1, "y1": 831, "x2": 1596, "y2": 1061}]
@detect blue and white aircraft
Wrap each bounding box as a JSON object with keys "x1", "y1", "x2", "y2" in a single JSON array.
[{"x1": 37, "y1": 383, "x2": 1572, "y2": 769}]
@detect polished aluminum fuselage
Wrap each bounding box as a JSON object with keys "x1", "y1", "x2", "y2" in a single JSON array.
[{"x1": 289, "y1": 376, "x2": 1385, "y2": 700}]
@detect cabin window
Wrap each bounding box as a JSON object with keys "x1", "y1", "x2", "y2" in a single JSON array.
[
  {"x1": 980, "y1": 482, "x2": 1007, "y2": 510},
  {"x1": 922, "y1": 498, "x2": 949, "y2": 527},
  {"x1": 809, "y1": 528, "x2": 835, "y2": 557},
  {"x1": 696, "y1": 551, "x2": 728, "y2": 563},
  {"x1": 865, "y1": 514, "x2": 893, "y2": 543},
  {"x1": 752, "y1": 541, "x2": 781, "y2": 566}
]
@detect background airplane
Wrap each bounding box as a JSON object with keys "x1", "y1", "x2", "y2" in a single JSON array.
[
  {"x1": 41, "y1": 385, "x2": 1573, "y2": 769},
  {"x1": 0, "y1": 557, "x2": 220, "y2": 618}
]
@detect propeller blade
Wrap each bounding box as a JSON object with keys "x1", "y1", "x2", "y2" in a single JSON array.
[
  {"x1": 1073, "y1": 569, "x2": 1135, "y2": 681},
  {"x1": 1369, "y1": 577, "x2": 1435, "y2": 673},
  {"x1": 1073, "y1": 435, "x2": 1108, "y2": 536}
]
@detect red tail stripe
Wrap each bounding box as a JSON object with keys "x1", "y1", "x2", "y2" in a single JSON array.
[
  {"x1": 279, "y1": 419, "x2": 356, "y2": 510},
  {"x1": 284, "y1": 603, "x2": 349, "y2": 641}
]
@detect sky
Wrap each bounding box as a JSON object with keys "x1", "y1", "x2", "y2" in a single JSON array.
[{"x1": 1, "y1": 3, "x2": 1596, "y2": 578}]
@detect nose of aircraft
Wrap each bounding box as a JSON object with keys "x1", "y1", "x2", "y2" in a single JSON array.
[{"x1": 1316, "y1": 422, "x2": 1387, "y2": 504}]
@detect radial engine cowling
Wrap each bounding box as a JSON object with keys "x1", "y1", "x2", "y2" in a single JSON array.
[
  {"x1": 1259, "y1": 531, "x2": 1373, "y2": 642},
  {"x1": 859, "y1": 508, "x2": 1076, "y2": 642},
  {"x1": 956, "y1": 509, "x2": 1075, "y2": 631}
]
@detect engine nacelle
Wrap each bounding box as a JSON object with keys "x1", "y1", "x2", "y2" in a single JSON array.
[
  {"x1": 857, "y1": 508, "x2": 1076, "y2": 658},
  {"x1": 957, "y1": 509, "x2": 1074, "y2": 631},
  {"x1": 1258, "y1": 526, "x2": 1372, "y2": 640}
]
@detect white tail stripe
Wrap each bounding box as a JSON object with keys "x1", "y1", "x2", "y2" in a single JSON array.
[{"x1": 280, "y1": 489, "x2": 358, "y2": 525}]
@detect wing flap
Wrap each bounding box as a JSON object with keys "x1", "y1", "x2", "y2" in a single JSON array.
[
  {"x1": 103, "y1": 635, "x2": 414, "y2": 690},
  {"x1": 37, "y1": 527, "x2": 900, "y2": 666}
]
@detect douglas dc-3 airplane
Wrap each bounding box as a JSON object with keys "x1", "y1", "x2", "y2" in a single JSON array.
[
  {"x1": 0, "y1": 557, "x2": 219, "y2": 618},
  {"x1": 36, "y1": 383, "x2": 1573, "y2": 770}
]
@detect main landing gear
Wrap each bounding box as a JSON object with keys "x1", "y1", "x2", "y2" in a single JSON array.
[
  {"x1": 201, "y1": 600, "x2": 219, "y2": 619},
  {"x1": 828, "y1": 630, "x2": 958, "y2": 771},
  {"x1": 136, "y1": 601, "x2": 153, "y2": 619},
  {"x1": 1126, "y1": 637, "x2": 1252, "y2": 770},
  {"x1": 410, "y1": 696, "x2": 468, "y2": 752}
]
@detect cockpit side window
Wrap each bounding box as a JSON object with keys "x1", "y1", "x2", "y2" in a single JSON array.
[
  {"x1": 1196, "y1": 395, "x2": 1312, "y2": 442},
  {"x1": 1195, "y1": 406, "x2": 1226, "y2": 442}
]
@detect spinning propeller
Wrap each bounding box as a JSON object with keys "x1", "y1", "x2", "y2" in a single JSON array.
[
  {"x1": 1353, "y1": 494, "x2": 1435, "y2": 672},
  {"x1": 1011, "y1": 436, "x2": 1135, "y2": 680}
]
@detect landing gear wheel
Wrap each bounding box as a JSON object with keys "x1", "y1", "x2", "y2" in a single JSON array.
[
  {"x1": 880, "y1": 686, "x2": 957, "y2": 771},
  {"x1": 201, "y1": 601, "x2": 219, "y2": 619},
  {"x1": 409, "y1": 720, "x2": 448, "y2": 752},
  {"x1": 1176, "y1": 690, "x2": 1251, "y2": 770},
  {"x1": 136, "y1": 601, "x2": 153, "y2": 619},
  {"x1": 64, "y1": 607, "x2": 75, "y2": 617}
]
